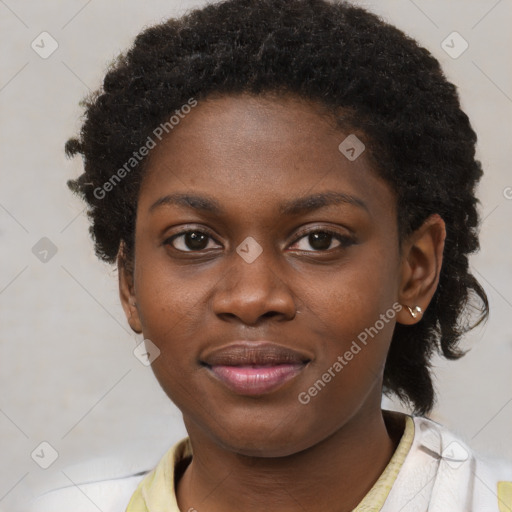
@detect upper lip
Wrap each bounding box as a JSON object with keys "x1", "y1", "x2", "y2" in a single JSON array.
[{"x1": 201, "y1": 342, "x2": 312, "y2": 367}]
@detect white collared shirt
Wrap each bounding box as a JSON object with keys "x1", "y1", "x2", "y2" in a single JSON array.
[{"x1": 26, "y1": 415, "x2": 512, "y2": 512}]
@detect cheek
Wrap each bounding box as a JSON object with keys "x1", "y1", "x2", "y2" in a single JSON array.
[
  {"x1": 135, "y1": 252, "x2": 208, "y2": 326},
  {"x1": 297, "y1": 251, "x2": 399, "y2": 387},
  {"x1": 298, "y1": 286, "x2": 397, "y2": 428},
  {"x1": 301, "y1": 254, "x2": 398, "y2": 340},
  {"x1": 135, "y1": 268, "x2": 205, "y2": 406},
  {"x1": 132, "y1": 255, "x2": 230, "y2": 401}
]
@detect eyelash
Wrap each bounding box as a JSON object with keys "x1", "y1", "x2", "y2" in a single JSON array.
[{"x1": 163, "y1": 227, "x2": 355, "y2": 253}]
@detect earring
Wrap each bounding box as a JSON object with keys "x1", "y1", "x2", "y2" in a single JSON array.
[{"x1": 406, "y1": 305, "x2": 422, "y2": 319}]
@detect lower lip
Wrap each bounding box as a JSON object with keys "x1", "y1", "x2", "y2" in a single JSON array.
[{"x1": 207, "y1": 364, "x2": 306, "y2": 396}]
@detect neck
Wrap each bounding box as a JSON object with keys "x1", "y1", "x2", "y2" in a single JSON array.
[{"x1": 176, "y1": 408, "x2": 403, "y2": 512}]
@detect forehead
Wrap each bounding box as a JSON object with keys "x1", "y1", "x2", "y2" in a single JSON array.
[{"x1": 138, "y1": 93, "x2": 395, "y2": 220}]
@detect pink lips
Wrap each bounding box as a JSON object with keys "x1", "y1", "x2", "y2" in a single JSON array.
[
  {"x1": 201, "y1": 342, "x2": 310, "y2": 396},
  {"x1": 209, "y1": 364, "x2": 305, "y2": 395}
]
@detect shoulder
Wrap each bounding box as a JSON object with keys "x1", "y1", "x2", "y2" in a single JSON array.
[
  {"x1": 26, "y1": 438, "x2": 189, "y2": 512},
  {"x1": 413, "y1": 415, "x2": 512, "y2": 475},
  {"x1": 412, "y1": 415, "x2": 512, "y2": 510},
  {"x1": 27, "y1": 473, "x2": 148, "y2": 512},
  {"x1": 24, "y1": 448, "x2": 158, "y2": 512}
]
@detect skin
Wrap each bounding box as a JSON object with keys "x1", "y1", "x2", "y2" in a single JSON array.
[{"x1": 119, "y1": 93, "x2": 446, "y2": 512}]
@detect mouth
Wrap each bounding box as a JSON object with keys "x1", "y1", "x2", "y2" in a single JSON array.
[{"x1": 200, "y1": 342, "x2": 311, "y2": 396}]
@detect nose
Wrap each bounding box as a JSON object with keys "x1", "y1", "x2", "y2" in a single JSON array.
[{"x1": 212, "y1": 246, "x2": 297, "y2": 326}]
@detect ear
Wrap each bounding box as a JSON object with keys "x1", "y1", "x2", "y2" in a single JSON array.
[
  {"x1": 118, "y1": 241, "x2": 143, "y2": 334},
  {"x1": 396, "y1": 214, "x2": 446, "y2": 326}
]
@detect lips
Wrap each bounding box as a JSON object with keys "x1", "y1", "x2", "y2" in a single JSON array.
[{"x1": 201, "y1": 342, "x2": 311, "y2": 396}]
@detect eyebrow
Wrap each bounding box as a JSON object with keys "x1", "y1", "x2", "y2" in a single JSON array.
[
  {"x1": 148, "y1": 191, "x2": 368, "y2": 216},
  {"x1": 279, "y1": 191, "x2": 368, "y2": 216},
  {"x1": 149, "y1": 193, "x2": 223, "y2": 214}
]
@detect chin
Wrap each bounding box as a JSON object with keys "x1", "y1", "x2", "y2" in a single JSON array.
[{"x1": 204, "y1": 412, "x2": 322, "y2": 458}]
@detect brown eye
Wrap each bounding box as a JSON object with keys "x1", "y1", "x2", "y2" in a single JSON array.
[
  {"x1": 290, "y1": 229, "x2": 354, "y2": 252},
  {"x1": 166, "y1": 230, "x2": 219, "y2": 252},
  {"x1": 308, "y1": 232, "x2": 334, "y2": 251}
]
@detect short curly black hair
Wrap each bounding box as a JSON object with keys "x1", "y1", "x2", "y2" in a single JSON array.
[{"x1": 65, "y1": 0, "x2": 488, "y2": 415}]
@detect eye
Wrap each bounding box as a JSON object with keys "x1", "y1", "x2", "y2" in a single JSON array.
[
  {"x1": 289, "y1": 229, "x2": 354, "y2": 252},
  {"x1": 164, "y1": 230, "x2": 221, "y2": 252}
]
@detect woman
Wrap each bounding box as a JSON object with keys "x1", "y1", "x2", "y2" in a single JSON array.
[{"x1": 30, "y1": 0, "x2": 512, "y2": 510}]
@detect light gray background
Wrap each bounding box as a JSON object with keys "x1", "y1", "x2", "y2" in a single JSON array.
[{"x1": 1, "y1": 0, "x2": 511, "y2": 509}]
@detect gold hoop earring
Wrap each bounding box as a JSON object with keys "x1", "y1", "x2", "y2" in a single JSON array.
[{"x1": 406, "y1": 305, "x2": 422, "y2": 319}]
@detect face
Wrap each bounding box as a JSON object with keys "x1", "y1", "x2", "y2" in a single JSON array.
[{"x1": 120, "y1": 93, "x2": 435, "y2": 457}]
